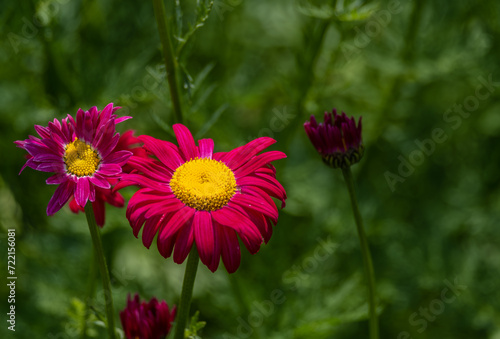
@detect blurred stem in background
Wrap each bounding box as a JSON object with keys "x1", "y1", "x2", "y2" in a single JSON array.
[
  {"x1": 173, "y1": 246, "x2": 200, "y2": 339},
  {"x1": 80, "y1": 249, "x2": 97, "y2": 339},
  {"x1": 341, "y1": 167, "x2": 378, "y2": 339},
  {"x1": 84, "y1": 205, "x2": 116, "y2": 339},
  {"x1": 152, "y1": 0, "x2": 184, "y2": 123}
]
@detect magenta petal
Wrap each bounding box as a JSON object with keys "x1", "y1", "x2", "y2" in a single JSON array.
[
  {"x1": 230, "y1": 192, "x2": 278, "y2": 222},
  {"x1": 92, "y1": 199, "x2": 105, "y2": 227},
  {"x1": 34, "y1": 153, "x2": 64, "y2": 163},
  {"x1": 158, "y1": 207, "x2": 195, "y2": 242},
  {"x1": 173, "y1": 222, "x2": 194, "y2": 264},
  {"x1": 173, "y1": 124, "x2": 198, "y2": 161},
  {"x1": 142, "y1": 215, "x2": 162, "y2": 248},
  {"x1": 198, "y1": 139, "x2": 214, "y2": 159},
  {"x1": 233, "y1": 151, "x2": 287, "y2": 178},
  {"x1": 103, "y1": 150, "x2": 132, "y2": 166},
  {"x1": 99, "y1": 163, "x2": 122, "y2": 176},
  {"x1": 46, "y1": 180, "x2": 74, "y2": 215},
  {"x1": 212, "y1": 207, "x2": 262, "y2": 246},
  {"x1": 222, "y1": 137, "x2": 276, "y2": 170},
  {"x1": 46, "y1": 173, "x2": 69, "y2": 185},
  {"x1": 219, "y1": 226, "x2": 241, "y2": 274},
  {"x1": 139, "y1": 135, "x2": 184, "y2": 171},
  {"x1": 193, "y1": 211, "x2": 215, "y2": 269},
  {"x1": 75, "y1": 177, "x2": 90, "y2": 207},
  {"x1": 89, "y1": 174, "x2": 111, "y2": 189}
]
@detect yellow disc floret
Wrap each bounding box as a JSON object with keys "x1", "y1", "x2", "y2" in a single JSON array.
[
  {"x1": 64, "y1": 138, "x2": 100, "y2": 177},
  {"x1": 170, "y1": 158, "x2": 237, "y2": 211}
]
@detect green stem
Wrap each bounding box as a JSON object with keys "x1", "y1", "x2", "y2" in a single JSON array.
[
  {"x1": 174, "y1": 246, "x2": 200, "y2": 339},
  {"x1": 84, "y1": 204, "x2": 116, "y2": 339},
  {"x1": 152, "y1": 0, "x2": 184, "y2": 124},
  {"x1": 80, "y1": 249, "x2": 97, "y2": 339},
  {"x1": 341, "y1": 167, "x2": 379, "y2": 339}
]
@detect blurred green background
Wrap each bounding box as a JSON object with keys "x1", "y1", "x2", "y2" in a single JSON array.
[{"x1": 2, "y1": 0, "x2": 500, "y2": 338}]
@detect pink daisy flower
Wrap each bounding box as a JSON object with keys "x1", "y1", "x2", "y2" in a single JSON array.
[
  {"x1": 117, "y1": 124, "x2": 287, "y2": 273},
  {"x1": 120, "y1": 294, "x2": 176, "y2": 339},
  {"x1": 68, "y1": 130, "x2": 147, "y2": 226},
  {"x1": 14, "y1": 103, "x2": 132, "y2": 216}
]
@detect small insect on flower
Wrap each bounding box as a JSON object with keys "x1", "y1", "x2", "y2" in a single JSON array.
[
  {"x1": 304, "y1": 109, "x2": 364, "y2": 169},
  {"x1": 14, "y1": 103, "x2": 132, "y2": 217},
  {"x1": 117, "y1": 124, "x2": 287, "y2": 273}
]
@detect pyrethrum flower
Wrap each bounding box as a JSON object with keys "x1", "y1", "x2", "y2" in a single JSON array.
[
  {"x1": 14, "y1": 103, "x2": 132, "y2": 216},
  {"x1": 68, "y1": 130, "x2": 146, "y2": 226},
  {"x1": 118, "y1": 124, "x2": 287, "y2": 273},
  {"x1": 120, "y1": 294, "x2": 176, "y2": 339},
  {"x1": 304, "y1": 109, "x2": 364, "y2": 168}
]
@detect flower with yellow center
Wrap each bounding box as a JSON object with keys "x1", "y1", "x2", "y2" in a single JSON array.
[
  {"x1": 119, "y1": 124, "x2": 287, "y2": 273},
  {"x1": 64, "y1": 138, "x2": 101, "y2": 177},
  {"x1": 15, "y1": 103, "x2": 132, "y2": 216},
  {"x1": 170, "y1": 158, "x2": 236, "y2": 211}
]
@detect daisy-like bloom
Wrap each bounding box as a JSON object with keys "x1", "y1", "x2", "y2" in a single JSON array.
[
  {"x1": 68, "y1": 130, "x2": 147, "y2": 226},
  {"x1": 120, "y1": 294, "x2": 176, "y2": 339},
  {"x1": 304, "y1": 109, "x2": 364, "y2": 169},
  {"x1": 14, "y1": 103, "x2": 132, "y2": 216},
  {"x1": 117, "y1": 124, "x2": 287, "y2": 273}
]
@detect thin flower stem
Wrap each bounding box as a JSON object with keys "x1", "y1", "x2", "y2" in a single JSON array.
[
  {"x1": 80, "y1": 249, "x2": 97, "y2": 339},
  {"x1": 84, "y1": 204, "x2": 116, "y2": 339},
  {"x1": 152, "y1": 0, "x2": 184, "y2": 124},
  {"x1": 341, "y1": 167, "x2": 379, "y2": 339},
  {"x1": 174, "y1": 246, "x2": 200, "y2": 339}
]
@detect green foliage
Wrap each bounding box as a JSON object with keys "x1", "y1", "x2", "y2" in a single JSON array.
[
  {"x1": 185, "y1": 311, "x2": 207, "y2": 339},
  {"x1": 2, "y1": 0, "x2": 500, "y2": 338}
]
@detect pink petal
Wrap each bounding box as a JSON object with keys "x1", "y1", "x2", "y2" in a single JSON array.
[
  {"x1": 230, "y1": 192, "x2": 278, "y2": 223},
  {"x1": 173, "y1": 222, "x2": 194, "y2": 264},
  {"x1": 219, "y1": 226, "x2": 241, "y2": 273},
  {"x1": 142, "y1": 215, "x2": 162, "y2": 248},
  {"x1": 46, "y1": 180, "x2": 75, "y2": 215},
  {"x1": 193, "y1": 211, "x2": 215, "y2": 269},
  {"x1": 238, "y1": 174, "x2": 286, "y2": 208},
  {"x1": 98, "y1": 163, "x2": 122, "y2": 176},
  {"x1": 222, "y1": 137, "x2": 275, "y2": 170},
  {"x1": 158, "y1": 207, "x2": 196, "y2": 243},
  {"x1": 144, "y1": 198, "x2": 185, "y2": 219},
  {"x1": 75, "y1": 177, "x2": 90, "y2": 207},
  {"x1": 233, "y1": 151, "x2": 286, "y2": 178},
  {"x1": 115, "y1": 116, "x2": 132, "y2": 124},
  {"x1": 103, "y1": 150, "x2": 132, "y2": 166},
  {"x1": 92, "y1": 199, "x2": 106, "y2": 227},
  {"x1": 89, "y1": 174, "x2": 111, "y2": 189},
  {"x1": 198, "y1": 139, "x2": 214, "y2": 159},
  {"x1": 212, "y1": 206, "x2": 262, "y2": 246},
  {"x1": 139, "y1": 135, "x2": 184, "y2": 171},
  {"x1": 173, "y1": 124, "x2": 198, "y2": 161},
  {"x1": 46, "y1": 173, "x2": 69, "y2": 185}
]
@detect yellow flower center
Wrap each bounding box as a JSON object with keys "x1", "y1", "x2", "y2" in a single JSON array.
[
  {"x1": 64, "y1": 138, "x2": 100, "y2": 177},
  {"x1": 170, "y1": 158, "x2": 237, "y2": 211}
]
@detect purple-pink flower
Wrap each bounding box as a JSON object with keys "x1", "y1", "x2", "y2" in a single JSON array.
[
  {"x1": 68, "y1": 130, "x2": 147, "y2": 226},
  {"x1": 117, "y1": 124, "x2": 287, "y2": 273},
  {"x1": 14, "y1": 103, "x2": 132, "y2": 216},
  {"x1": 304, "y1": 109, "x2": 364, "y2": 168},
  {"x1": 120, "y1": 294, "x2": 176, "y2": 339}
]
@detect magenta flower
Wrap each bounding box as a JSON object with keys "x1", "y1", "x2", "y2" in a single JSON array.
[
  {"x1": 304, "y1": 109, "x2": 364, "y2": 168},
  {"x1": 120, "y1": 294, "x2": 176, "y2": 339},
  {"x1": 14, "y1": 103, "x2": 132, "y2": 216},
  {"x1": 68, "y1": 130, "x2": 147, "y2": 226},
  {"x1": 117, "y1": 124, "x2": 287, "y2": 273}
]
